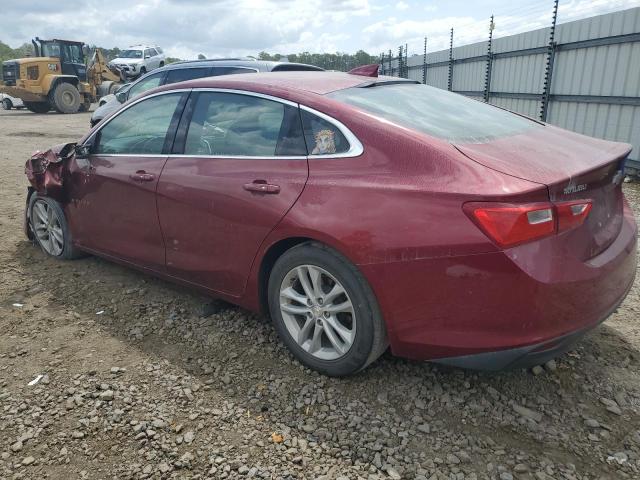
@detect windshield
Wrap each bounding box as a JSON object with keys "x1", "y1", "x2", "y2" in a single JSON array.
[
  {"x1": 328, "y1": 83, "x2": 540, "y2": 143},
  {"x1": 119, "y1": 50, "x2": 143, "y2": 59}
]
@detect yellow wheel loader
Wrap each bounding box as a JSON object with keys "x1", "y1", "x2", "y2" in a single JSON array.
[{"x1": 0, "y1": 38, "x2": 123, "y2": 114}]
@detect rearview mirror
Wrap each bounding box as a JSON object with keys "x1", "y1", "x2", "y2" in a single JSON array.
[
  {"x1": 116, "y1": 91, "x2": 127, "y2": 103},
  {"x1": 74, "y1": 144, "x2": 91, "y2": 158}
]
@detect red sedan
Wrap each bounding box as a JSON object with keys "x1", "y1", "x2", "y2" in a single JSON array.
[{"x1": 25, "y1": 69, "x2": 637, "y2": 376}]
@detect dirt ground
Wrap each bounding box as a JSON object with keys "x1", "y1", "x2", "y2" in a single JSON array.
[{"x1": 0, "y1": 108, "x2": 639, "y2": 480}]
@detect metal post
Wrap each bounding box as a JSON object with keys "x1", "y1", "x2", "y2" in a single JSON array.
[
  {"x1": 405, "y1": 43, "x2": 408, "y2": 78},
  {"x1": 484, "y1": 15, "x2": 495, "y2": 102},
  {"x1": 448, "y1": 28, "x2": 454, "y2": 91},
  {"x1": 380, "y1": 52, "x2": 385, "y2": 75},
  {"x1": 398, "y1": 45, "x2": 403, "y2": 78},
  {"x1": 423, "y1": 37, "x2": 427, "y2": 84},
  {"x1": 540, "y1": 0, "x2": 559, "y2": 121},
  {"x1": 388, "y1": 49, "x2": 393, "y2": 76}
]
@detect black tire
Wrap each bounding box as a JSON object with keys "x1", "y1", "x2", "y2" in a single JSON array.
[
  {"x1": 2, "y1": 98, "x2": 12, "y2": 110},
  {"x1": 159, "y1": 62, "x2": 165, "y2": 67},
  {"x1": 268, "y1": 242, "x2": 388, "y2": 376},
  {"x1": 139, "y1": 67, "x2": 147, "y2": 75},
  {"x1": 51, "y1": 82, "x2": 81, "y2": 113},
  {"x1": 24, "y1": 101, "x2": 50, "y2": 113},
  {"x1": 28, "y1": 194, "x2": 85, "y2": 260}
]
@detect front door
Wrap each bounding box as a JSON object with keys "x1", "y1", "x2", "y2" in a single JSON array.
[
  {"x1": 156, "y1": 91, "x2": 309, "y2": 296},
  {"x1": 66, "y1": 92, "x2": 187, "y2": 271},
  {"x1": 60, "y1": 43, "x2": 87, "y2": 81}
]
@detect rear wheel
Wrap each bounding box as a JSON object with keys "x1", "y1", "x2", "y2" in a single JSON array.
[
  {"x1": 29, "y1": 195, "x2": 84, "y2": 259},
  {"x1": 24, "y1": 102, "x2": 50, "y2": 113},
  {"x1": 51, "y1": 82, "x2": 81, "y2": 113},
  {"x1": 2, "y1": 98, "x2": 12, "y2": 110},
  {"x1": 268, "y1": 243, "x2": 387, "y2": 376}
]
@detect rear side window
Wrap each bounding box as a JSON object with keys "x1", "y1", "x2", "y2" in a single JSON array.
[
  {"x1": 165, "y1": 67, "x2": 210, "y2": 84},
  {"x1": 94, "y1": 93, "x2": 183, "y2": 155},
  {"x1": 184, "y1": 92, "x2": 306, "y2": 157},
  {"x1": 328, "y1": 83, "x2": 539, "y2": 143},
  {"x1": 301, "y1": 110, "x2": 349, "y2": 155},
  {"x1": 210, "y1": 67, "x2": 256, "y2": 76}
]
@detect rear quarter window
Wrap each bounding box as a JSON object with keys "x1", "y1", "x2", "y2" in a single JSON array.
[{"x1": 328, "y1": 83, "x2": 539, "y2": 143}]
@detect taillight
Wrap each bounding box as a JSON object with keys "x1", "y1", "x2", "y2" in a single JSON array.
[
  {"x1": 464, "y1": 200, "x2": 592, "y2": 248},
  {"x1": 556, "y1": 200, "x2": 592, "y2": 232}
]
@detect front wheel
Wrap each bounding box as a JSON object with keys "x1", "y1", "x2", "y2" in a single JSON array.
[
  {"x1": 268, "y1": 243, "x2": 387, "y2": 376},
  {"x1": 29, "y1": 195, "x2": 84, "y2": 259},
  {"x1": 51, "y1": 82, "x2": 81, "y2": 113},
  {"x1": 2, "y1": 98, "x2": 12, "y2": 110}
]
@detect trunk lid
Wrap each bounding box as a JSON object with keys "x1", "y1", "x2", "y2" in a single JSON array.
[{"x1": 455, "y1": 125, "x2": 631, "y2": 258}]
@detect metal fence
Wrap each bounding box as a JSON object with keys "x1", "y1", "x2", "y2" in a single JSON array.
[{"x1": 380, "y1": 4, "x2": 640, "y2": 175}]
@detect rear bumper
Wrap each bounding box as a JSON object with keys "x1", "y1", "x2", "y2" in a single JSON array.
[
  {"x1": 362, "y1": 201, "x2": 637, "y2": 366},
  {"x1": 431, "y1": 275, "x2": 634, "y2": 370}
]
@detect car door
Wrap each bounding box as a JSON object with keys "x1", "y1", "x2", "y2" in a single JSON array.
[
  {"x1": 156, "y1": 90, "x2": 309, "y2": 296},
  {"x1": 66, "y1": 91, "x2": 188, "y2": 271}
]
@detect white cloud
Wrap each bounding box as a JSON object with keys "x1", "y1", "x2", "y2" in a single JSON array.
[{"x1": 396, "y1": 1, "x2": 409, "y2": 11}]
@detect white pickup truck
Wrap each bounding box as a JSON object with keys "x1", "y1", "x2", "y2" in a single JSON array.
[{"x1": 1, "y1": 93, "x2": 24, "y2": 110}]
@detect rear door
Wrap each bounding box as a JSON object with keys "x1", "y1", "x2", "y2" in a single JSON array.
[{"x1": 156, "y1": 90, "x2": 309, "y2": 295}]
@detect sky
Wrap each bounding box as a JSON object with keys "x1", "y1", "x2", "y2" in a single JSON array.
[{"x1": 2, "y1": 0, "x2": 639, "y2": 60}]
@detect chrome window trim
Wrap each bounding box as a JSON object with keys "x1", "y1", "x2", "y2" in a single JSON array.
[
  {"x1": 85, "y1": 88, "x2": 191, "y2": 146},
  {"x1": 86, "y1": 88, "x2": 364, "y2": 160},
  {"x1": 190, "y1": 87, "x2": 298, "y2": 107},
  {"x1": 299, "y1": 104, "x2": 364, "y2": 159}
]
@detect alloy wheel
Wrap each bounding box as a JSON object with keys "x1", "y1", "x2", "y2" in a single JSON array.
[
  {"x1": 32, "y1": 199, "x2": 64, "y2": 256},
  {"x1": 279, "y1": 265, "x2": 356, "y2": 360}
]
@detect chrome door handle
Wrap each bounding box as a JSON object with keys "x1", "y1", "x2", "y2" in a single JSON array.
[
  {"x1": 243, "y1": 182, "x2": 280, "y2": 194},
  {"x1": 130, "y1": 171, "x2": 155, "y2": 182}
]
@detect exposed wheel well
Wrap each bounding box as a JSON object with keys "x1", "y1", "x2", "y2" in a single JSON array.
[{"x1": 258, "y1": 237, "x2": 314, "y2": 316}]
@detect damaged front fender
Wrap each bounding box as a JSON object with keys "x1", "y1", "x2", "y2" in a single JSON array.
[{"x1": 25, "y1": 142, "x2": 76, "y2": 202}]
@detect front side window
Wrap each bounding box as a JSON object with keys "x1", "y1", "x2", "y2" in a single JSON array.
[
  {"x1": 301, "y1": 110, "x2": 349, "y2": 155},
  {"x1": 184, "y1": 92, "x2": 306, "y2": 156},
  {"x1": 93, "y1": 93, "x2": 183, "y2": 155},
  {"x1": 165, "y1": 68, "x2": 211, "y2": 84},
  {"x1": 128, "y1": 72, "x2": 164, "y2": 99},
  {"x1": 144, "y1": 49, "x2": 152, "y2": 58},
  {"x1": 328, "y1": 83, "x2": 539, "y2": 143}
]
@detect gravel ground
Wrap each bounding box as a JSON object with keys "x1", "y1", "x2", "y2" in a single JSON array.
[{"x1": 0, "y1": 108, "x2": 639, "y2": 480}]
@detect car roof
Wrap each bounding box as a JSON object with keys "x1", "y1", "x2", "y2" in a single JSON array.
[{"x1": 170, "y1": 71, "x2": 416, "y2": 95}]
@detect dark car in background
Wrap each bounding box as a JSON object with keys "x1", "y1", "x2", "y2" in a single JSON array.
[{"x1": 90, "y1": 58, "x2": 323, "y2": 126}]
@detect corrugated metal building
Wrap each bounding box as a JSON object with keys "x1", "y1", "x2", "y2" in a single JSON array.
[{"x1": 384, "y1": 7, "x2": 640, "y2": 171}]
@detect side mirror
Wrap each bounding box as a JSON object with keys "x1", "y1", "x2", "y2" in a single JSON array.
[
  {"x1": 116, "y1": 91, "x2": 127, "y2": 103},
  {"x1": 74, "y1": 144, "x2": 91, "y2": 158},
  {"x1": 144, "y1": 54, "x2": 151, "y2": 59}
]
